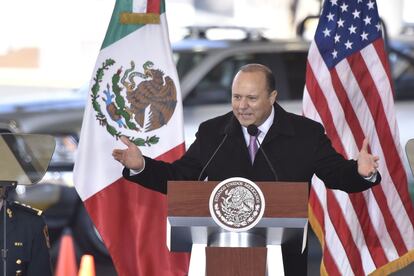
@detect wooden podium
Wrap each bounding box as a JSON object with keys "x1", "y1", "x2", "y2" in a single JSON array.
[{"x1": 167, "y1": 181, "x2": 308, "y2": 276}]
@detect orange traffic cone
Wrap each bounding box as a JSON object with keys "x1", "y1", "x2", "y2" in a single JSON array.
[
  {"x1": 55, "y1": 228, "x2": 78, "y2": 276},
  {"x1": 78, "y1": 254, "x2": 96, "y2": 276}
]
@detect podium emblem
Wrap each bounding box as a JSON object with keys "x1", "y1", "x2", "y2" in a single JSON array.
[{"x1": 209, "y1": 177, "x2": 265, "y2": 232}]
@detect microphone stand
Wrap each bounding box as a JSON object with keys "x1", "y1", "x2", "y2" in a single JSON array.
[
  {"x1": 255, "y1": 138, "x2": 279, "y2": 181},
  {"x1": 247, "y1": 124, "x2": 279, "y2": 181},
  {"x1": 0, "y1": 180, "x2": 17, "y2": 276}
]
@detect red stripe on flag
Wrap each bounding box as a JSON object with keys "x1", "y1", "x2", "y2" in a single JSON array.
[
  {"x1": 85, "y1": 178, "x2": 190, "y2": 276},
  {"x1": 349, "y1": 51, "x2": 414, "y2": 227},
  {"x1": 326, "y1": 192, "x2": 365, "y2": 275},
  {"x1": 330, "y1": 69, "x2": 365, "y2": 145},
  {"x1": 346, "y1": 56, "x2": 410, "y2": 257},
  {"x1": 322, "y1": 239, "x2": 342, "y2": 276},
  {"x1": 330, "y1": 68, "x2": 389, "y2": 266},
  {"x1": 349, "y1": 50, "x2": 409, "y2": 199},
  {"x1": 156, "y1": 143, "x2": 185, "y2": 162},
  {"x1": 305, "y1": 64, "x2": 342, "y2": 151},
  {"x1": 85, "y1": 143, "x2": 190, "y2": 276},
  {"x1": 309, "y1": 187, "x2": 343, "y2": 275},
  {"x1": 146, "y1": 0, "x2": 160, "y2": 14},
  {"x1": 373, "y1": 39, "x2": 394, "y2": 95},
  {"x1": 309, "y1": 187, "x2": 344, "y2": 275},
  {"x1": 309, "y1": 188, "x2": 325, "y2": 231},
  {"x1": 306, "y1": 64, "x2": 365, "y2": 275}
]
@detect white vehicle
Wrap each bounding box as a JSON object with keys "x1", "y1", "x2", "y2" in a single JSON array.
[{"x1": 0, "y1": 27, "x2": 413, "y2": 269}]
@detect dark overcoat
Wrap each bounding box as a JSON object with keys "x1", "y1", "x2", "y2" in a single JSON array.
[
  {"x1": 124, "y1": 103, "x2": 380, "y2": 194},
  {"x1": 123, "y1": 103, "x2": 381, "y2": 275}
]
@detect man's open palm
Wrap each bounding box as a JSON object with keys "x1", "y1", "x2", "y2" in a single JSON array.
[{"x1": 357, "y1": 138, "x2": 380, "y2": 178}]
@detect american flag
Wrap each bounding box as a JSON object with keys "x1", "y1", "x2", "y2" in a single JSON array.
[{"x1": 303, "y1": 0, "x2": 414, "y2": 275}]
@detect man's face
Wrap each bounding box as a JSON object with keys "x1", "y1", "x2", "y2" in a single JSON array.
[{"x1": 231, "y1": 71, "x2": 277, "y2": 127}]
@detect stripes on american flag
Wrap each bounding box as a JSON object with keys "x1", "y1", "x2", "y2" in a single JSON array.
[{"x1": 303, "y1": 0, "x2": 414, "y2": 275}]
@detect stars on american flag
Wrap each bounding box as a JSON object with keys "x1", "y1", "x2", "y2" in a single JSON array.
[
  {"x1": 323, "y1": 28, "x2": 332, "y2": 37},
  {"x1": 360, "y1": 31, "x2": 369, "y2": 40},
  {"x1": 348, "y1": 25, "x2": 357, "y2": 34},
  {"x1": 352, "y1": 9, "x2": 361, "y2": 19},
  {"x1": 315, "y1": 0, "x2": 382, "y2": 68},
  {"x1": 327, "y1": 12, "x2": 335, "y2": 21},
  {"x1": 345, "y1": 40, "x2": 353, "y2": 49},
  {"x1": 334, "y1": 34, "x2": 341, "y2": 43},
  {"x1": 367, "y1": 0, "x2": 375, "y2": 10},
  {"x1": 363, "y1": 16, "x2": 372, "y2": 25}
]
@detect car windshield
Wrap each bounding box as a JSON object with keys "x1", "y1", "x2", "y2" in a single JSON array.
[
  {"x1": 174, "y1": 51, "x2": 208, "y2": 79},
  {"x1": 177, "y1": 49, "x2": 309, "y2": 106}
]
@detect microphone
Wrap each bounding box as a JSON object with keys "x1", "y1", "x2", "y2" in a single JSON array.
[
  {"x1": 247, "y1": 124, "x2": 259, "y2": 137},
  {"x1": 247, "y1": 124, "x2": 278, "y2": 181},
  {"x1": 197, "y1": 124, "x2": 231, "y2": 181}
]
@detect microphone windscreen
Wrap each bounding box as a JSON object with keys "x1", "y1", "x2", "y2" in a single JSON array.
[{"x1": 247, "y1": 124, "x2": 258, "y2": 136}]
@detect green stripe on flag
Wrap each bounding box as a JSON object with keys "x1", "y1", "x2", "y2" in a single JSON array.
[{"x1": 101, "y1": 0, "x2": 166, "y2": 50}]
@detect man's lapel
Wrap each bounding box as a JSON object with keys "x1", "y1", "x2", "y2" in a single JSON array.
[{"x1": 262, "y1": 103, "x2": 295, "y2": 146}]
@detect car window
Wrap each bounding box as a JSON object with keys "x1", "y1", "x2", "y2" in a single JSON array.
[
  {"x1": 174, "y1": 51, "x2": 207, "y2": 79},
  {"x1": 183, "y1": 51, "x2": 308, "y2": 106},
  {"x1": 389, "y1": 48, "x2": 414, "y2": 100}
]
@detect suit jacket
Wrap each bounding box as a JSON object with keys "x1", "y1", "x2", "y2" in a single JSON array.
[
  {"x1": 0, "y1": 201, "x2": 52, "y2": 276},
  {"x1": 124, "y1": 103, "x2": 380, "y2": 194}
]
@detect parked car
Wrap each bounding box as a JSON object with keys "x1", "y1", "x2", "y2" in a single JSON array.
[
  {"x1": 0, "y1": 26, "x2": 413, "y2": 263},
  {"x1": 174, "y1": 27, "x2": 309, "y2": 146}
]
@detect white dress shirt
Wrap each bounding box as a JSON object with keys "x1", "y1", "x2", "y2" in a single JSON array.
[{"x1": 241, "y1": 106, "x2": 274, "y2": 146}]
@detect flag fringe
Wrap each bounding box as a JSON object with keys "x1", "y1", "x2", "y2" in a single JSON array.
[
  {"x1": 309, "y1": 204, "x2": 414, "y2": 276},
  {"x1": 368, "y1": 250, "x2": 414, "y2": 276},
  {"x1": 120, "y1": 12, "x2": 160, "y2": 25},
  {"x1": 308, "y1": 204, "x2": 328, "y2": 276}
]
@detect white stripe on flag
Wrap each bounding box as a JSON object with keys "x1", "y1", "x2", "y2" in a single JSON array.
[
  {"x1": 132, "y1": 0, "x2": 147, "y2": 13},
  {"x1": 307, "y1": 44, "x2": 358, "y2": 157},
  {"x1": 335, "y1": 57, "x2": 414, "y2": 251},
  {"x1": 312, "y1": 177, "x2": 355, "y2": 276},
  {"x1": 75, "y1": 14, "x2": 185, "y2": 201},
  {"x1": 307, "y1": 41, "x2": 410, "y2": 272},
  {"x1": 304, "y1": 87, "x2": 400, "y2": 264},
  {"x1": 305, "y1": 0, "x2": 414, "y2": 273},
  {"x1": 302, "y1": 87, "x2": 322, "y2": 124},
  {"x1": 332, "y1": 189, "x2": 376, "y2": 273},
  {"x1": 361, "y1": 45, "x2": 403, "y2": 159},
  {"x1": 362, "y1": 190, "x2": 399, "y2": 261}
]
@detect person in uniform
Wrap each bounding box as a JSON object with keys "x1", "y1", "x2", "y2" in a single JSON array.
[{"x1": 0, "y1": 197, "x2": 53, "y2": 276}]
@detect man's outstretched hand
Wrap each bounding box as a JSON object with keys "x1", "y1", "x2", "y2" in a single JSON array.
[
  {"x1": 357, "y1": 138, "x2": 380, "y2": 178},
  {"x1": 112, "y1": 136, "x2": 145, "y2": 171}
]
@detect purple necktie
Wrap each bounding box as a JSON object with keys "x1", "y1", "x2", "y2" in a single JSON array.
[{"x1": 248, "y1": 131, "x2": 259, "y2": 164}]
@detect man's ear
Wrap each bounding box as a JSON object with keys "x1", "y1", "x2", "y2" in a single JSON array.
[{"x1": 270, "y1": 90, "x2": 278, "y2": 104}]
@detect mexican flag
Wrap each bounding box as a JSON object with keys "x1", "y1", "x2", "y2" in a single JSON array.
[{"x1": 73, "y1": 0, "x2": 189, "y2": 275}]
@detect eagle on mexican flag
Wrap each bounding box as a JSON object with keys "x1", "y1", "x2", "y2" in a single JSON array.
[{"x1": 73, "y1": 0, "x2": 190, "y2": 275}]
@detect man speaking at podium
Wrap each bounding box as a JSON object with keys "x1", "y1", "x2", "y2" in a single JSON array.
[{"x1": 113, "y1": 63, "x2": 381, "y2": 275}]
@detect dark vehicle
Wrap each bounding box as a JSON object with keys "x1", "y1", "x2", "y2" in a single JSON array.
[{"x1": 0, "y1": 26, "x2": 413, "y2": 264}]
